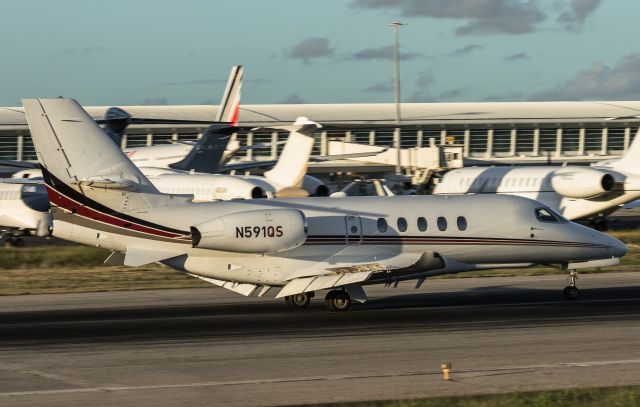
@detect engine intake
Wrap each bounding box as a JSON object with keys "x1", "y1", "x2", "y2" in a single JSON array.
[{"x1": 190, "y1": 209, "x2": 307, "y2": 253}]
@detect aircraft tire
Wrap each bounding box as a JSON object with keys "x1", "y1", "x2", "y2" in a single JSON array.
[
  {"x1": 12, "y1": 238, "x2": 25, "y2": 248},
  {"x1": 285, "y1": 293, "x2": 311, "y2": 309},
  {"x1": 563, "y1": 286, "x2": 579, "y2": 300},
  {"x1": 325, "y1": 290, "x2": 351, "y2": 312}
]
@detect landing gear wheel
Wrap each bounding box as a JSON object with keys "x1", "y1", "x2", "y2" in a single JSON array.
[
  {"x1": 590, "y1": 216, "x2": 609, "y2": 231},
  {"x1": 325, "y1": 290, "x2": 351, "y2": 312},
  {"x1": 11, "y1": 238, "x2": 25, "y2": 248},
  {"x1": 563, "y1": 270, "x2": 579, "y2": 300},
  {"x1": 285, "y1": 293, "x2": 312, "y2": 309},
  {"x1": 563, "y1": 286, "x2": 579, "y2": 300}
]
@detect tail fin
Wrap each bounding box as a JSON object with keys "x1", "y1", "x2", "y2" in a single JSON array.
[
  {"x1": 264, "y1": 117, "x2": 320, "y2": 190},
  {"x1": 167, "y1": 66, "x2": 243, "y2": 173},
  {"x1": 168, "y1": 125, "x2": 234, "y2": 173},
  {"x1": 102, "y1": 107, "x2": 131, "y2": 147},
  {"x1": 610, "y1": 128, "x2": 640, "y2": 174},
  {"x1": 22, "y1": 98, "x2": 160, "y2": 212},
  {"x1": 215, "y1": 65, "x2": 243, "y2": 124}
]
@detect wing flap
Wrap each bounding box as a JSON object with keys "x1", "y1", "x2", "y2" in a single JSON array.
[
  {"x1": 276, "y1": 271, "x2": 371, "y2": 298},
  {"x1": 187, "y1": 273, "x2": 261, "y2": 296}
]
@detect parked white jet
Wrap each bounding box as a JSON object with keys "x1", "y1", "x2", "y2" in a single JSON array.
[
  {"x1": 0, "y1": 182, "x2": 51, "y2": 246},
  {"x1": 23, "y1": 98, "x2": 626, "y2": 309},
  {"x1": 433, "y1": 133, "x2": 640, "y2": 229}
]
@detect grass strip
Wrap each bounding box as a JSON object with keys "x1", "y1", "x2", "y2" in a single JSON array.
[
  {"x1": 303, "y1": 385, "x2": 640, "y2": 407},
  {"x1": 0, "y1": 230, "x2": 638, "y2": 295}
]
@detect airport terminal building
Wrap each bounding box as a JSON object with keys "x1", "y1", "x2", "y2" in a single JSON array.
[{"x1": 1, "y1": 101, "x2": 639, "y2": 167}]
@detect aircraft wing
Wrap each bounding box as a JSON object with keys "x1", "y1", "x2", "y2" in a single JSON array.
[
  {"x1": 0, "y1": 160, "x2": 39, "y2": 169},
  {"x1": 0, "y1": 178, "x2": 44, "y2": 185},
  {"x1": 218, "y1": 147, "x2": 391, "y2": 172},
  {"x1": 309, "y1": 148, "x2": 390, "y2": 162},
  {"x1": 275, "y1": 248, "x2": 426, "y2": 298}
]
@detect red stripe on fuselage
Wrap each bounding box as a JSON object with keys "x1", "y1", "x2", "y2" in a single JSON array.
[{"x1": 46, "y1": 185, "x2": 187, "y2": 239}]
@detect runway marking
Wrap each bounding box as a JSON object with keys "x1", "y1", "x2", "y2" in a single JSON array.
[{"x1": 2, "y1": 359, "x2": 640, "y2": 397}]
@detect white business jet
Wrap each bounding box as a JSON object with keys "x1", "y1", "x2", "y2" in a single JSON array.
[
  {"x1": 23, "y1": 98, "x2": 626, "y2": 309},
  {"x1": 434, "y1": 133, "x2": 640, "y2": 229}
]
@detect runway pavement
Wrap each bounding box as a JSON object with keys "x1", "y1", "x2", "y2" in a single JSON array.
[{"x1": 1, "y1": 272, "x2": 639, "y2": 406}]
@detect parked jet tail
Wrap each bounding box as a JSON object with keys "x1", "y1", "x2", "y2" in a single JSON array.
[
  {"x1": 100, "y1": 65, "x2": 243, "y2": 147},
  {"x1": 610, "y1": 128, "x2": 640, "y2": 174},
  {"x1": 168, "y1": 125, "x2": 235, "y2": 173},
  {"x1": 263, "y1": 117, "x2": 321, "y2": 194},
  {"x1": 216, "y1": 65, "x2": 243, "y2": 124},
  {"x1": 22, "y1": 99, "x2": 171, "y2": 213}
]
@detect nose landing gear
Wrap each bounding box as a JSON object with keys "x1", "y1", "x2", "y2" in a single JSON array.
[{"x1": 563, "y1": 270, "x2": 579, "y2": 300}]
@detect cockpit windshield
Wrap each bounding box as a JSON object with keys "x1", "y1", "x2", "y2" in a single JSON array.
[{"x1": 535, "y1": 207, "x2": 568, "y2": 223}]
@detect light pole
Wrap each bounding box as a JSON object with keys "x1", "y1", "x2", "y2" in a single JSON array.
[{"x1": 389, "y1": 20, "x2": 405, "y2": 175}]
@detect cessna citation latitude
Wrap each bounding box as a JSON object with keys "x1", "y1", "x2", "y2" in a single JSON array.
[
  {"x1": 434, "y1": 132, "x2": 640, "y2": 230},
  {"x1": 23, "y1": 98, "x2": 626, "y2": 310}
]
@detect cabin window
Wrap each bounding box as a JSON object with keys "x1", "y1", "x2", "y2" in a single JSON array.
[
  {"x1": 437, "y1": 217, "x2": 448, "y2": 231},
  {"x1": 417, "y1": 217, "x2": 427, "y2": 231},
  {"x1": 457, "y1": 216, "x2": 467, "y2": 231},
  {"x1": 397, "y1": 217, "x2": 408, "y2": 232},
  {"x1": 377, "y1": 218, "x2": 388, "y2": 233}
]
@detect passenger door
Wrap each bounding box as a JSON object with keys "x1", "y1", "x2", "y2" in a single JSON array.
[{"x1": 344, "y1": 215, "x2": 362, "y2": 246}]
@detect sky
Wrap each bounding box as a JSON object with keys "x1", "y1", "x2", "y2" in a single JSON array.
[{"x1": 1, "y1": 0, "x2": 638, "y2": 106}]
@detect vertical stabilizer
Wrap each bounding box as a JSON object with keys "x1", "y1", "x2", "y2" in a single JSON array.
[
  {"x1": 22, "y1": 98, "x2": 162, "y2": 212},
  {"x1": 216, "y1": 65, "x2": 243, "y2": 124},
  {"x1": 264, "y1": 117, "x2": 320, "y2": 190},
  {"x1": 611, "y1": 127, "x2": 640, "y2": 174}
]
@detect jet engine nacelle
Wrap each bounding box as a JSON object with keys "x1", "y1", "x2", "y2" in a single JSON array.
[
  {"x1": 551, "y1": 167, "x2": 615, "y2": 199},
  {"x1": 190, "y1": 209, "x2": 307, "y2": 253}
]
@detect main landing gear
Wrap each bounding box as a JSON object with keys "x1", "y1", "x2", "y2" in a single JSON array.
[
  {"x1": 563, "y1": 270, "x2": 579, "y2": 300},
  {"x1": 283, "y1": 289, "x2": 353, "y2": 312},
  {"x1": 589, "y1": 216, "x2": 609, "y2": 231},
  {"x1": 285, "y1": 292, "x2": 313, "y2": 309},
  {"x1": 2, "y1": 233, "x2": 25, "y2": 248},
  {"x1": 325, "y1": 289, "x2": 351, "y2": 312}
]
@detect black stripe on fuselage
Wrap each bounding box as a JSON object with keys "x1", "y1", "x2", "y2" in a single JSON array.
[{"x1": 41, "y1": 167, "x2": 189, "y2": 236}]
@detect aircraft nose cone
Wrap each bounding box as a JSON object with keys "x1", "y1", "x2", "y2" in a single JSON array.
[{"x1": 608, "y1": 235, "x2": 627, "y2": 258}]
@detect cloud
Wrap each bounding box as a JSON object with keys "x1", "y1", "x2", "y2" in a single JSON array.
[
  {"x1": 350, "y1": 45, "x2": 421, "y2": 61},
  {"x1": 281, "y1": 94, "x2": 306, "y2": 104},
  {"x1": 59, "y1": 46, "x2": 106, "y2": 56},
  {"x1": 530, "y1": 53, "x2": 640, "y2": 101},
  {"x1": 504, "y1": 52, "x2": 530, "y2": 62},
  {"x1": 351, "y1": 0, "x2": 546, "y2": 35},
  {"x1": 482, "y1": 91, "x2": 523, "y2": 101},
  {"x1": 286, "y1": 38, "x2": 334, "y2": 64},
  {"x1": 447, "y1": 44, "x2": 484, "y2": 57},
  {"x1": 438, "y1": 87, "x2": 467, "y2": 100},
  {"x1": 558, "y1": 0, "x2": 602, "y2": 31},
  {"x1": 141, "y1": 97, "x2": 169, "y2": 105},
  {"x1": 408, "y1": 69, "x2": 436, "y2": 102},
  {"x1": 362, "y1": 82, "x2": 393, "y2": 93}
]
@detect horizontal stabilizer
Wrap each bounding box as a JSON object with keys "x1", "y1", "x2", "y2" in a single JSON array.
[
  {"x1": 124, "y1": 246, "x2": 186, "y2": 267},
  {"x1": 75, "y1": 178, "x2": 138, "y2": 191}
]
